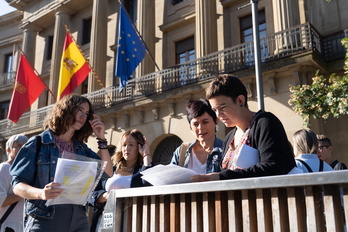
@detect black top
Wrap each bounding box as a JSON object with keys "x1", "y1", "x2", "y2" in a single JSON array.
[
  {"x1": 331, "y1": 160, "x2": 348, "y2": 170},
  {"x1": 219, "y1": 110, "x2": 296, "y2": 180}
]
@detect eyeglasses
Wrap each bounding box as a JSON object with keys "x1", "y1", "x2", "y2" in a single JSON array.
[{"x1": 318, "y1": 145, "x2": 330, "y2": 150}]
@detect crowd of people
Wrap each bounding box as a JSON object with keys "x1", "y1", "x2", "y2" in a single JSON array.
[{"x1": 0, "y1": 74, "x2": 346, "y2": 232}]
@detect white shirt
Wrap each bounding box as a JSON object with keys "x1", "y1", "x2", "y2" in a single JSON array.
[
  {"x1": 0, "y1": 162, "x2": 25, "y2": 232},
  {"x1": 105, "y1": 173, "x2": 132, "y2": 191},
  {"x1": 187, "y1": 150, "x2": 207, "y2": 174}
]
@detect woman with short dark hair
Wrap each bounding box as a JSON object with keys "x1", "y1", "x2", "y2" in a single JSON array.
[{"x1": 171, "y1": 98, "x2": 223, "y2": 174}]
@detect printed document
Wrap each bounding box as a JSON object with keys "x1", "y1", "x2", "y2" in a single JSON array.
[
  {"x1": 46, "y1": 158, "x2": 98, "y2": 206},
  {"x1": 141, "y1": 164, "x2": 198, "y2": 186},
  {"x1": 234, "y1": 144, "x2": 259, "y2": 169}
]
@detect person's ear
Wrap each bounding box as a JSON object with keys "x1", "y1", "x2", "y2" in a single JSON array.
[
  {"x1": 237, "y1": 95, "x2": 245, "y2": 107},
  {"x1": 328, "y1": 146, "x2": 333, "y2": 152}
]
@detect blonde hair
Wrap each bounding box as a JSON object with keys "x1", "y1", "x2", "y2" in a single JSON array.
[
  {"x1": 293, "y1": 129, "x2": 318, "y2": 156},
  {"x1": 111, "y1": 129, "x2": 145, "y2": 170}
]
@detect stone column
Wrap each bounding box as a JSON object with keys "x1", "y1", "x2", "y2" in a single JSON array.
[
  {"x1": 135, "y1": 0, "x2": 156, "y2": 93},
  {"x1": 49, "y1": 9, "x2": 70, "y2": 104},
  {"x1": 136, "y1": 0, "x2": 156, "y2": 76},
  {"x1": 22, "y1": 26, "x2": 37, "y2": 63},
  {"x1": 195, "y1": 0, "x2": 218, "y2": 58},
  {"x1": 88, "y1": 0, "x2": 108, "y2": 92},
  {"x1": 21, "y1": 25, "x2": 41, "y2": 119}
]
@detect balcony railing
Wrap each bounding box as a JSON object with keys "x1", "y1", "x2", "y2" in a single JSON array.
[
  {"x1": 0, "y1": 71, "x2": 16, "y2": 87},
  {"x1": 99, "y1": 171, "x2": 348, "y2": 232},
  {"x1": 0, "y1": 23, "x2": 346, "y2": 138}
]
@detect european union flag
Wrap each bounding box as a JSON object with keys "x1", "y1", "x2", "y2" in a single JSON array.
[{"x1": 115, "y1": 5, "x2": 146, "y2": 92}]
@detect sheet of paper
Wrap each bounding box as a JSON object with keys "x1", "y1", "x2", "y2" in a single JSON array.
[
  {"x1": 234, "y1": 144, "x2": 260, "y2": 169},
  {"x1": 46, "y1": 158, "x2": 98, "y2": 206},
  {"x1": 141, "y1": 164, "x2": 198, "y2": 186}
]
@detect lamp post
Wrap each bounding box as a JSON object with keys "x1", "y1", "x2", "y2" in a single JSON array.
[{"x1": 251, "y1": 0, "x2": 264, "y2": 110}]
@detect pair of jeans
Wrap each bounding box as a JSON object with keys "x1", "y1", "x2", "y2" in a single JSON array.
[{"x1": 25, "y1": 204, "x2": 89, "y2": 232}]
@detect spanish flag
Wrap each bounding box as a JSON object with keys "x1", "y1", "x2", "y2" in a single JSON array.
[{"x1": 57, "y1": 32, "x2": 91, "y2": 100}]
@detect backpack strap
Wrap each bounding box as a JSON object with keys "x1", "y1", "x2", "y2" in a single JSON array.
[
  {"x1": 319, "y1": 159, "x2": 324, "y2": 172},
  {"x1": 0, "y1": 201, "x2": 18, "y2": 225},
  {"x1": 296, "y1": 159, "x2": 313, "y2": 172},
  {"x1": 179, "y1": 143, "x2": 189, "y2": 167}
]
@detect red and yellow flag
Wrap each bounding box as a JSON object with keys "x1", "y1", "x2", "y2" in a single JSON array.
[
  {"x1": 57, "y1": 32, "x2": 91, "y2": 99},
  {"x1": 7, "y1": 53, "x2": 46, "y2": 123}
]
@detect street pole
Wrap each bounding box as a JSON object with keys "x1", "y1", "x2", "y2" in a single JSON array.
[{"x1": 251, "y1": 0, "x2": 264, "y2": 110}]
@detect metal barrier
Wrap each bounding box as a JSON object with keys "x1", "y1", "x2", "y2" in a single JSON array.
[{"x1": 99, "y1": 171, "x2": 348, "y2": 232}]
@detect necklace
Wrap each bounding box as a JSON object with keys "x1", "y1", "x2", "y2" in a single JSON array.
[{"x1": 119, "y1": 165, "x2": 134, "y2": 173}]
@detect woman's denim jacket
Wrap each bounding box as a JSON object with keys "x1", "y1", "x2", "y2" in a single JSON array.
[
  {"x1": 10, "y1": 130, "x2": 101, "y2": 219},
  {"x1": 171, "y1": 137, "x2": 223, "y2": 173}
]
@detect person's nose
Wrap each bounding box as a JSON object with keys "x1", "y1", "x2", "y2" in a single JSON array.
[{"x1": 215, "y1": 110, "x2": 222, "y2": 118}]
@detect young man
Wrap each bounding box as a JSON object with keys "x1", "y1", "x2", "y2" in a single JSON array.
[{"x1": 317, "y1": 135, "x2": 347, "y2": 170}]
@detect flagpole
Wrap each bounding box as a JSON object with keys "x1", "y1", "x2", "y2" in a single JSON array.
[
  {"x1": 119, "y1": 2, "x2": 160, "y2": 71},
  {"x1": 64, "y1": 25, "x2": 112, "y2": 103},
  {"x1": 17, "y1": 46, "x2": 57, "y2": 102}
]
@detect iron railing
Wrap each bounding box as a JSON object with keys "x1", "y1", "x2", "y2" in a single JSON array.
[
  {"x1": 0, "y1": 72, "x2": 16, "y2": 87},
  {"x1": 0, "y1": 23, "x2": 346, "y2": 138}
]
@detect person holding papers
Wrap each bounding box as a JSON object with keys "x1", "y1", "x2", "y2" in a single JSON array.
[
  {"x1": 10, "y1": 94, "x2": 112, "y2": 232},
  {"x1": 293, "y1": 129, "x2": 333, "y2": 173},
  {"x1": 191, "y1": 74, "x2": 296, "y2": 182},
  {"x1": 171, "y1": 99, "x2": 223, "y2": 174},
  {"x1": 90, "y1": 129, "x2": 152, "y2": 231}
]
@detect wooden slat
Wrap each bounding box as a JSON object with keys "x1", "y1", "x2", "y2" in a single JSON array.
[
  {"x1": 142, "y1": 196, "x2": 149, "y2": 232},
  {"x1": 323, "y1": 184, "x2": 345, "y2": 232},
  {"x1": 241, "y1": 190, "x2": 250, "y2": 231},
  {"x1": 312, "y1": 186, "x2": 326, "y2": 232},
  {"x1": 124, "y1": 198, "x2": 132, "y2": 232},
  {"x1": 342, "y1": 185, "x2": 348, "y2": 231},
  {"x1": 277, "y1": 188, "x2": 290, "y2": 232},
  {"x1": 256, "y1": 188, "x2": 273, "y2": 232},
  {"x1": 150, "y1": 196, "x2": 159, "y2": 232},
  {"x1": 271, "y1": 188, "x2": 282, "y2": 231},
  {"x1": 227, "y1": 190, "x2": 242, "y2": 232},
  {"x1": 180, "y1": 194, "x2": 191, "y2": 232}
]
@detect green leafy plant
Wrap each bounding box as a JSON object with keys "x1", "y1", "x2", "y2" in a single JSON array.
[{"x1": 288, "y1": 38, "x2": 348, "y2": 127}]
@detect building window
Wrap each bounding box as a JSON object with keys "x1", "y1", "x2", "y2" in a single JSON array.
[
  {"x1": 175, "y1": 36, "x2": 196, "y2": 85},
  {"x1": 172, "y1": 0, "x2": 186, "y2": 5},
  {"x1": 81, "y1": 78, "x2": 88, "y2": 95},
  {"x1": 82, "y1": 17, "x2": 92, "y2": 45},
  {"x1": 122, "y1": 0, "x2": 137, "y2": 22},
  {"x1": 3, "y1": 53, "x2": 14, "y2": 85},
  {"x1": 240, "y1": 10, "x2": 268, "y2": 65},
  {"x1": 0, "y1": 101, "x2": 10, "y2": 120},
  {"x1": 46, "y1": 35, "x2": 54, "y2": 60}
]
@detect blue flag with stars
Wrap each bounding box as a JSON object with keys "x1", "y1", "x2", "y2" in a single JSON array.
[{"x1": 115, "y1": 5, "x2": 146, "y2": 92}]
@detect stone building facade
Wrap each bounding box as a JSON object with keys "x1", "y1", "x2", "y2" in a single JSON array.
[{"x1": 0, "y1": 0, "x2": 347, "y2": 165}]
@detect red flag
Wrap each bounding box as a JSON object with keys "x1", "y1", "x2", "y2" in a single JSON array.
[{"x1": 7, "y1": 54, "x2": 46, "y2": 123}]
